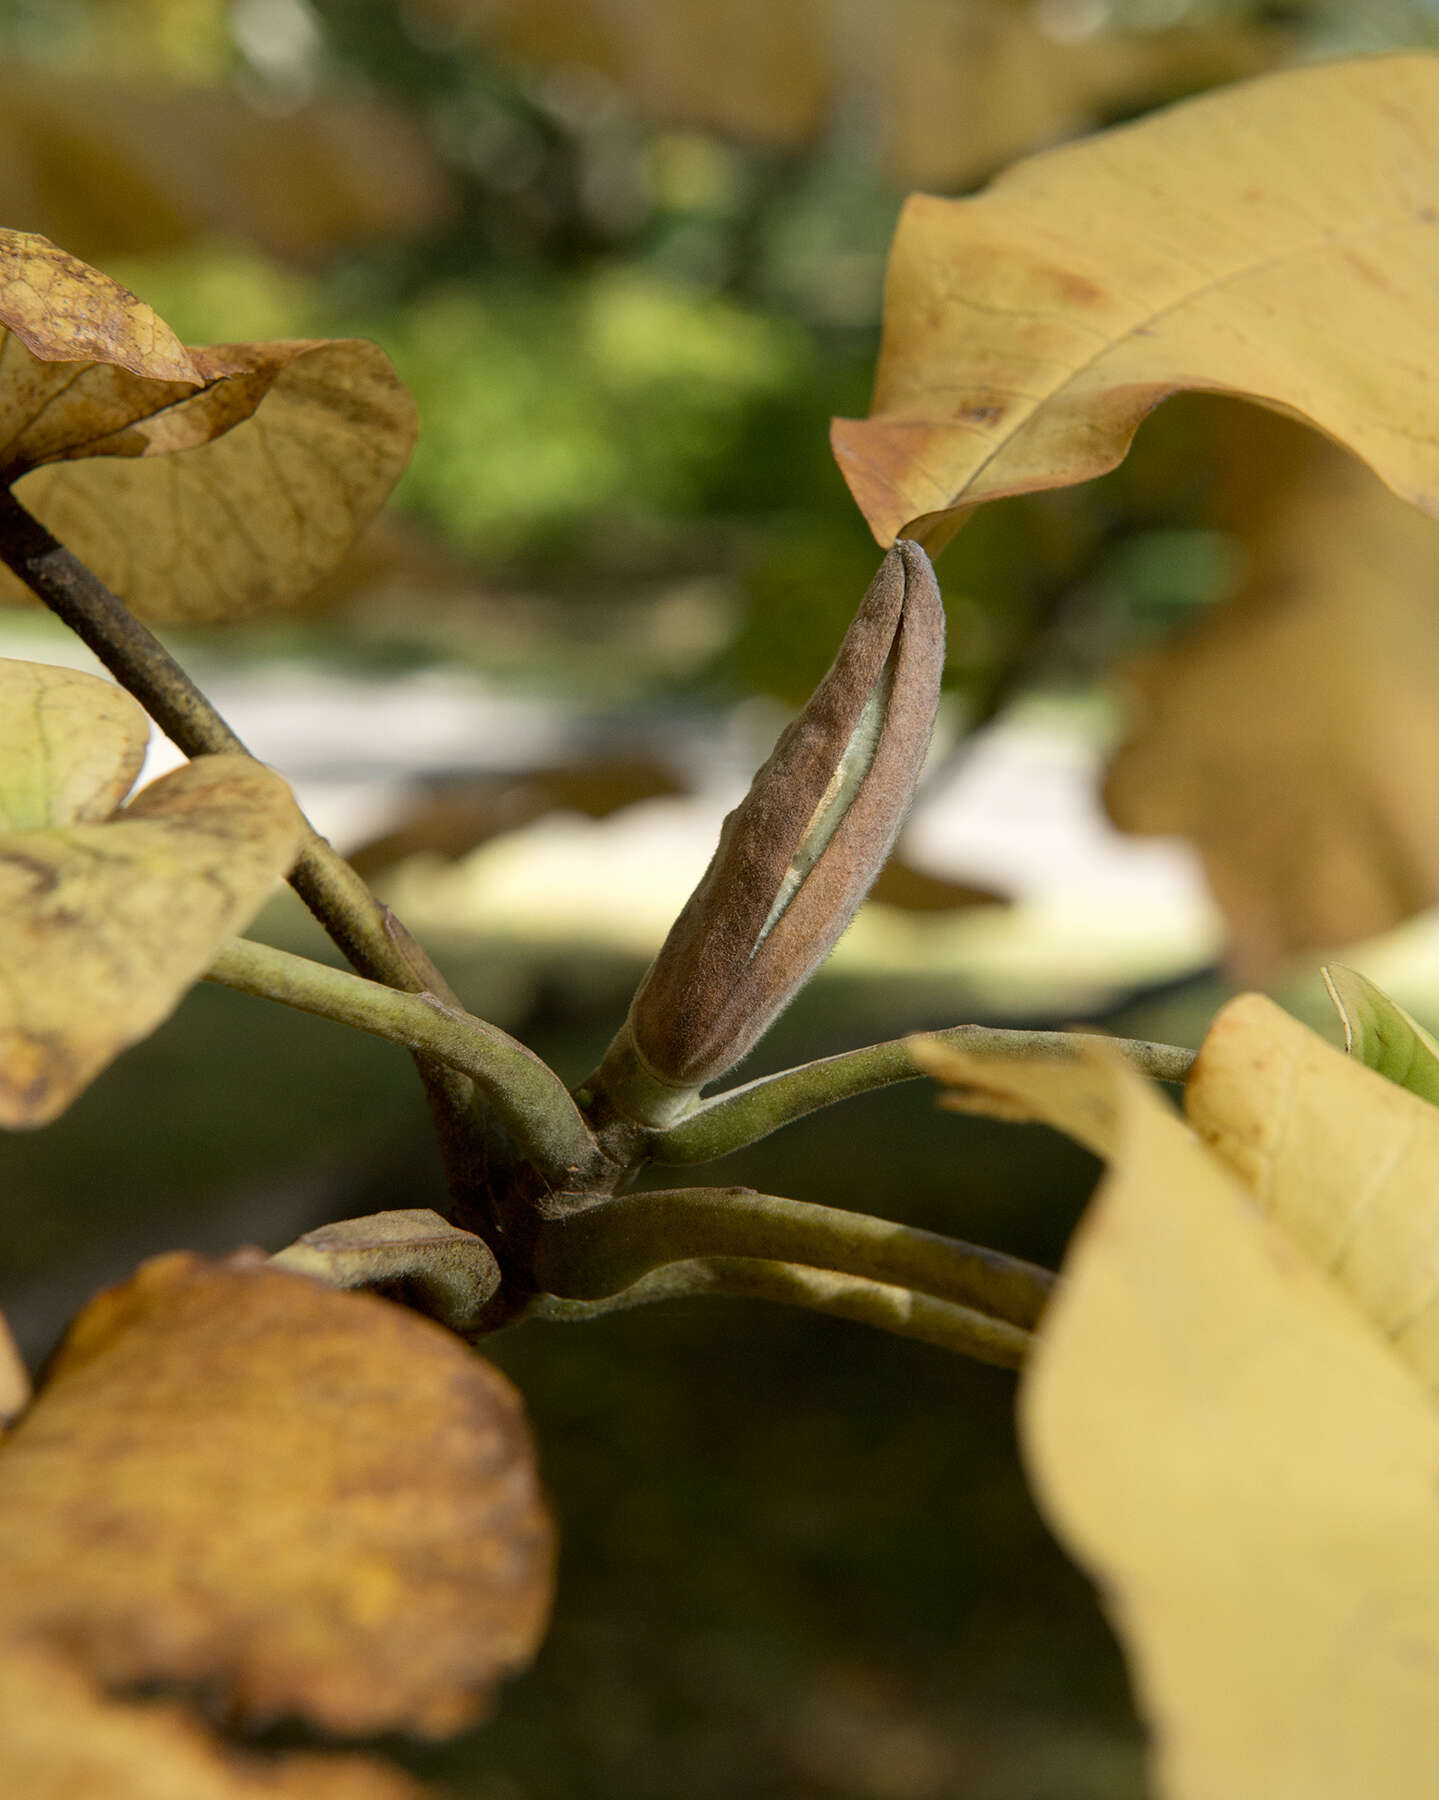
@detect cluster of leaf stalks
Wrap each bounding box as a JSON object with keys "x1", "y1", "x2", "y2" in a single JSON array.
[{"x1": 0, "y1": 488, "x2": 1195, "y2": 1369}]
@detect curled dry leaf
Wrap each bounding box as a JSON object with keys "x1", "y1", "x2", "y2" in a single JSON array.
[
  {"x1": 272, "y1": 1208, "x2": 502, "y2": 1336},
  {"x1": 0, "y1": 752, "x2": 304, "y2": 1127},
  {"x1": 922, "y1": 1011, "x2": 1439, "y2": 1797},
  {"x1": 0, "y1": 230, "x2": 417, "y2": 620},
  {"x1": 1104, "y1": 423, "x2": 1439, "y2": 969},
  {"x1": 347, "y1": 756, "x2": 685, "y2": 878},
  {"x1": 0, "y1": 1252, "x2": 554, "y2": 1740},
  {"x1": 0, "y1": 229, "x2": 200, "y2": 380},
  {"x1": 605, "y1": 540, "x2": 943, "y2": 1121},
  {"x1": 0, "y1": 658, "x2": 149, "y2": 831},
  {"x1": 832, "y1": 54, "x2": 1439, "y2": 549}
]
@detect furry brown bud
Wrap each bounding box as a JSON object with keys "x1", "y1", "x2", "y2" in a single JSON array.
[{"x1": 596, "y1": 540, "x2": 945, "y2": 1126}]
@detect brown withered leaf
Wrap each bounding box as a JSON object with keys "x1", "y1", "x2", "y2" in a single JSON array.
[
  {"x1": 867, "y1": 856, "x2": 1004, "y2": 913},
  {"x1": 0, "y1": 753, "x2": 303, "y2": 1127},
  {"x1": 0, "y1": 230, "x2": 200, "y2": 379},
  {"x1": 0, "y1": 658, "x2": 149, "y2": 832},
  {"x1": 0, "y1": 68, "x2": 451, "y2": 265},
  {"x1": 0, "y1": 231, "x2": 417, "y2": 621},
  {"x1": 0, "y1": 1644, "x2": 421, "y2": 1800},
  {"x1": 0, "y1": 1252, "x2": 553, "y2": 1737},
  {"x1": 832, "y1": 55, "x2": 1439, "y2": 550},
  {"x1": 348, "y1": 758, "x2": 684, "y2": 878},
  {"x1": 1105, "y1": 422, "x2": 1439, "y2": 968}
]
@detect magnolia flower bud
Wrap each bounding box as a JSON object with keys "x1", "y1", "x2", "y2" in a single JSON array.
[{"x1": 595, "y1": 540, "x2": 944, "y2": 1126}]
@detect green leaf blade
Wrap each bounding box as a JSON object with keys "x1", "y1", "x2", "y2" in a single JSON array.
[{"x1": 1323, "y1": 965, "x2": 1439, "y2": 1108}]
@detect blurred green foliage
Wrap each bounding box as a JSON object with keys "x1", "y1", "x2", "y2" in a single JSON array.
[{"x1": 16, "y1": 0, "x2": 1432, "y2": 710}]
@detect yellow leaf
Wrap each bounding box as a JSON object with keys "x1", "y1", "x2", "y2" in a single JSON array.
[
  {"x1": 0, "y1": 1311, "x2": 27, "y2": 1433},
  {"x1": 912, "y1": 1034, "x2": 1119, "y2": 1157},
  {"x1": 0, "y1": 1252, "x2": 554, "y2": 1740},
  {"x1": 0, "y1": 753, "x2": 303, "y2": 1126},
  {"x1": 832, "y1": 54, "x2": 1439, "y2": 549},
  {"x1": 922, "y1": 1023, "x2": 1439, "y2": 1796},
  {"x1": 0, "y1": 1644, "x2": 421, "y2": 1799},
  {"x1": 1104, "y1": 421, "x2": 1439, "y2": 966},
  {"x1": 0, "y1": 229, "x2": 199, "y2": 380},
  {"x1": 0, "y1": 658, "x2": 149, "y2": 832},
  {"x1": 0, "y1": 231, "x2": 417, "y2": 621},
  {"x1": 1186, "y1": 992, "x2": 1439, "y2": 1392}
]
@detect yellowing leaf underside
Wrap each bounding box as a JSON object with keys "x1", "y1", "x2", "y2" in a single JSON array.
[
  {"x1": 0, "y1": 754, "x2": 303, "y2": 1127},
  {"x1": 1103, "y1": 424, "x2": 1439, "y2": 966},
  {"x1": 0, "y1": 658, "x2": 149, "y2": 832},
  {"x1": 0, "y1": 229, "x2": 199, "y2": 380}
]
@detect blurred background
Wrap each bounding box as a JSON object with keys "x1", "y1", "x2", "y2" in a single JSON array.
[{"x1": 3, "y1": 1, "x2": 1439, "y2": 1794}]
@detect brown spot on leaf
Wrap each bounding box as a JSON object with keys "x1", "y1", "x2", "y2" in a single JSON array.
[{"x1": 1051, "y1": 268, "x2": 1105, "y2": 306}]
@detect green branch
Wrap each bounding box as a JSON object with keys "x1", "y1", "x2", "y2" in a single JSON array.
[
  {"x1": 648, "y1": 1024, "x2": 1195, "y2": 1164},
  {"x1": 207, "y1": 938, "x2": 601, "y2": 1189},
  {"x1": 0, "y1": 489, "x2": 485, "y2": 1200},
  {"x1": 0, "y1": 492, "x2": 439, "y2": 986},
  {"x1": 526, "y1": 1259, "x2": 1032, "y2": 1368},
  {"x1": 531, "y1": 1185, "x2": 1053, "y2": 1330}
]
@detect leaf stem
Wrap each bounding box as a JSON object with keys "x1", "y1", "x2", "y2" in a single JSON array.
[
  {"x1": 0, "y1": 489, "x2": 483, "y2": 1200},
  {"x1": 0, "y1": 493, "x2": 423, "y2": 974},
  {"x1": 207, "y1": 937, "x2": 600, "y2": 1188},
  {"x1": 526, "y1": 1259, "x2": 1031, "y2": 1367},
  {"x1": 531, "y1": 1184, "x2": 1053, "y2": 1330},
  {"x1": 649, "y1": 1024, "x2": 1195, "y2": 1164}
]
